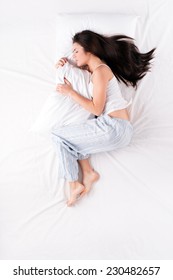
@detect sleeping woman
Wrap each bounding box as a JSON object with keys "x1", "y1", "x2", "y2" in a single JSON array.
[{"x1": 52, "y1": 30, "x2": 155, "y2": 206}]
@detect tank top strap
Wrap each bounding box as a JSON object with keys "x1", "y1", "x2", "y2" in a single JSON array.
[
  {"x1": 93, "y1": 63, "x2": 110, "y2": 71},
  {"x1": 91, "y1": 64, "x2": 111, "y2": 79}
]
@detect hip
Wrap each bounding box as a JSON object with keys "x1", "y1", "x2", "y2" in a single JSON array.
[{"x1": 108, "y1": 108, "x2": 130, "y2": 121}]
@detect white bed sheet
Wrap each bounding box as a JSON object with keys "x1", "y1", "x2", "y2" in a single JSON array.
[{"x1": 0, "y1": 0, "x2": 173, "y2": 260}]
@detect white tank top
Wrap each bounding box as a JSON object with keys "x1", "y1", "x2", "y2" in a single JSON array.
[{"x1": 88, "y1": 64, "x2": 131, "y2": 115}]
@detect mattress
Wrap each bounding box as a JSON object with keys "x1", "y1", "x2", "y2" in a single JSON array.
[{"x1": 0, "y1": 0, "x2": 173, "y2": 260}]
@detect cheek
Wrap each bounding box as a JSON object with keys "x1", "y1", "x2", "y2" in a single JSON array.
[
  {"x1": 81, "y1": 54, "x2": 87, "y2": 61},
  {"x1": 77, "y1": 55, "x2": 84, "y2": 63}
]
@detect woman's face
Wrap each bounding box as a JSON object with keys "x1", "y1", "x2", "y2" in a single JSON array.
[{"x1": 72, "y1": 42, "x2": 90, "y2": 66}]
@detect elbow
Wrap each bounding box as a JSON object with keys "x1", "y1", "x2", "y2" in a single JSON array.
[
  {"x1": 92, "y1": 103, "x2": 104, "y2": 116},
  {"x1": 94, "y1": 109, "x2": 103, "y2": 117}
]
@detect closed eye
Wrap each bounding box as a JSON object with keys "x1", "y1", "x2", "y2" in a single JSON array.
[{"x1": 73, "y1": 49, "x2": 78, "y2": 54}]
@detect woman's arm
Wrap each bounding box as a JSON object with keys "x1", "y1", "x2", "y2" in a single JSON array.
[
  {"x1": 56, "y1": 68, "x2": 109, "y2": 116},
  {"x1": 69, "y1": 89, "x2": 100, "y2": 116}
]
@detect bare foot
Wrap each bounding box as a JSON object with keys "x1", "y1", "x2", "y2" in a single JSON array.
[
  {"x1": 67, "y1": 182, "x2": 85, "y2": 207},
  {"x1": 81, "y1": 170, "x2": 100, "y2": 197}
]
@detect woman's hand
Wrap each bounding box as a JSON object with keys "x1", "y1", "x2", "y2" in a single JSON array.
[
  {"x1": 56, "y1": 78, "x2": 73, "y2": 96},
  {"x1": 55, "y1": 57, "x2": 68, "y2": 68}
]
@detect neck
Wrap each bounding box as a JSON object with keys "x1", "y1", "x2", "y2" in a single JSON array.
[{"x1": 87, "y1": 56, "x2": 105, "y2": 73}]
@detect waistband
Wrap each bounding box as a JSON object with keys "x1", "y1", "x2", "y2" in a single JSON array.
[{"x1": 99, "y1": 114, "x2": 133, "y2": 127}]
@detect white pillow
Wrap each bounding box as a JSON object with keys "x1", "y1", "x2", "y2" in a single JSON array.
[
  {"x1": 30, "y1": 13, "x2": 139, "y2": 136},
  {"x1": 30, "y1": 62, "x2": 94, "y2": 136},
  {"x1": 56, "y1": 13, "x2": 139, "y2": 58}
]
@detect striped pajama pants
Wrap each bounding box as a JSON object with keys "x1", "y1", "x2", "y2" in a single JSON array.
[{"x1": 51, "y1": 114, "x2": 133, "y2": 181}]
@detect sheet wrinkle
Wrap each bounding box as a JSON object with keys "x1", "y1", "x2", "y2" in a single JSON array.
[
  {"x1": 18, "y1": 200, "x2": 67, "y2": 231},
  {"x1": 1, "y1": 1, "x2": 173, "y2": 259},
  {"x1": 0, "y1": 67, "x2": 54, "y2": 85},
  {"x1": 106, "y1": 150, "x2": 172, "y2": 191}
]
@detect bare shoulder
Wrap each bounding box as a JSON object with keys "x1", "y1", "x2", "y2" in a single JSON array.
[{"x1": 92, "y1": 65, "x2": 113, "y2": 83}]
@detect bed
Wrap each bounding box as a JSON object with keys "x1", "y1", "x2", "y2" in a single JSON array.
[{"x1": 0, "y1": 0, "x2": 173, "y2": 260}]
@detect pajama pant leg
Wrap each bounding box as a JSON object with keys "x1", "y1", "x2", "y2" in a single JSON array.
[{"x1": 51, "y1": 114, "x2": 133, "y2": 181}]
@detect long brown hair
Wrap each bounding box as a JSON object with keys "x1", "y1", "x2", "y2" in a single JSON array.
[{"x1": 73, "y1": 30, "x2": 156, "y2": 88}]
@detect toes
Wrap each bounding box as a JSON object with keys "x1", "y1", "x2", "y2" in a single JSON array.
[
  {"x1": 79, "y1": 189, "x2": 88, "y2": 198},
  {"x1": 67, "y1": 185, "x2": 85, "y2": 206},
  {"x1": 67, "y1": 199, "x2": 75, "y2": 207}
]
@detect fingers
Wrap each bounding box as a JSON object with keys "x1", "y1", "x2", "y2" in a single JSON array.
[
  {"x1": 64, "y1": 77, "x2": 70, "y2": 85},
  {"x1": 56, "y1": 83, "x2": 67, "y2": 92},
  {"x1": 55, "y1": 57, "x2": 68, "y2": 68},
  {"x1": 59, "y1": 57, "x2": 68, "y2": 65},
  {"x1": 56, "y1": 81, "x2": 72, "y2": 94},
  {"x1": 56, "y1": 84, "x2": 62, "y2": 92}
]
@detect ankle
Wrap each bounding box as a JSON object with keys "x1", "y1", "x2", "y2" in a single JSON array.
[
  {"x1": 83, "y1": 168, "x2": 94, "y2": 175},
  {"x1": 69, "y1": 181, "x2": 78, "y2": 189},
  {"x1": 70, "y1": 181, "x2": 85, "y2": 189}
]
